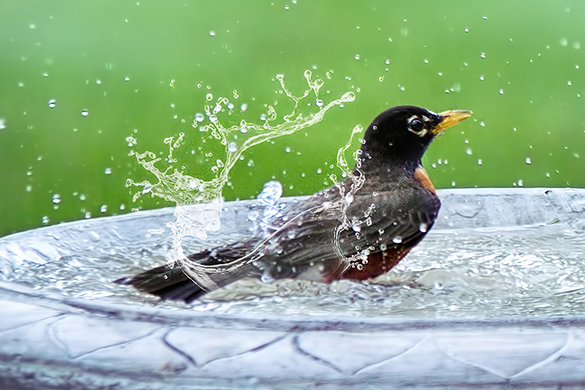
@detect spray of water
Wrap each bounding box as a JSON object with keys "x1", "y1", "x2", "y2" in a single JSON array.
[{"x1": 125, "y1": 71, "x2": 356, "y2": 290}]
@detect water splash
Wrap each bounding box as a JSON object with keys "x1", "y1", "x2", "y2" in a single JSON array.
[{"x1": 125, "y1": 71, "x2": 356, "y2": 290}]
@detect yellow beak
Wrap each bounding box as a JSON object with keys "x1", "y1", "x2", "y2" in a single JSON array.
[{"x1": 432, "y1": 110, "x2": 473, "y2": 135}]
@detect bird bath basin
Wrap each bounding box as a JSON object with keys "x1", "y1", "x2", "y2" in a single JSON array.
[{"x1": 1, "y1": 188, "x2": 585, "y2": 389}]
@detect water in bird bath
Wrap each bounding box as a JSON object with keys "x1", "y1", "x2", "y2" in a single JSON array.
[{"x1": 2, "y1": 188, "x2": 585, "y2": 321}]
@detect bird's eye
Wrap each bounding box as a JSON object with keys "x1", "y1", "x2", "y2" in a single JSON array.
[{"x1": 408, "y1": 118, "x2": 425, "y2": 133}]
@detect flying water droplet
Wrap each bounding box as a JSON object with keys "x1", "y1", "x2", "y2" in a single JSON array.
[
  {"x1": 52, "y1": 194, "x2": 61, "y2": 204},
  {"x1": 392, "y1": 236, "x2": 403, "y2": 244},
  {"x1": 81, "y1": 109, "x2": 89, "y2": 117},
  {"x1": 104, "y1": 167, "x2": 112, "y2": 175},
  {"x1": 258, "y1": 181, "x2": 283, "y2": 205},
  {"x1": 525, "y1": 157, "x2": 532, "y2": 165},
  {"x1": 48, "y1": 99, "x2": 56, "y2": 108},
  {"x1": 227, "y1": 142, "x2": 237, "y2": 153}
]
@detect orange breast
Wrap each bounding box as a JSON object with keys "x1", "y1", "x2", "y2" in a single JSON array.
[{"x1": 414, "y1": 166, "x2": 435, "y2": 193}]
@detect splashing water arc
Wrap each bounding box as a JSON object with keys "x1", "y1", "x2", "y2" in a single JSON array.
[{"x1": 125, "y1": 71, "x2": 356, "y2": 290}]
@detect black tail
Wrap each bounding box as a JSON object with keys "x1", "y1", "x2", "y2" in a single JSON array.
[
  {"x1": 116, "y1": 241, "x2": 260, "y2": 303},
  {"x1": 115, "y1": 264, "x2": 207, "y2": 303}
]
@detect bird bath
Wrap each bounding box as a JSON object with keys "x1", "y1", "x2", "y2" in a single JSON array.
[{"x1": 1, "y1": 188, "x2": 585, "y2": 389}]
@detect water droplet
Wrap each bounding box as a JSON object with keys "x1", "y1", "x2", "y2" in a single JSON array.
[
  {"x1": 419, "y1": 223, "x2": 428, "y2": 233},
  {"x1": 42, "y1": 216, "x2": 49, "y2": 225},
  {"x1": 378, "y1": 76, "x2": 384, "y2": 82},
  {"x1": 480, "y1": 52, "x2": 486, "y2": 59},
  {"x1": 573, "y1": 42, "x2": 581, "y2": 49},
  {"x1": 26, "y1": 185, "x2": 32, "y2": 192},
  {"x1": 48, "y1": 99, "x2": 56, "y2": 108},
  {"x1": 354, "y1": 54, "x2": 361, "y2": 60},
  {"x1": 518, "y1": 179, "x2": 524, "y2": 187},
  {"x1": 315, "y1": 99, "x2": 324, "y2": 107},
  {"x1": 434, "y1": 281, "x2": 444, "y2": 290},
  {"x1": 260, "y1": 113, "x2": 267, "y2": 121},
  {"x1": 205, "y1": 93, "x2": 213, "y2": 101},
  {"x1": 479, "y1": 75, "x2": 485, "y2": 81},
  {"x1": 480, "y1": 121, "x2": 486, "y2": 127},
  {"x1": 227, "y1": 142, "x2": 237, "y2": 153},
  {"x1": 345, "y1": 193, "x2": 354, "y2": 204},
  {"x1": 81, "y1": 109, "x2": 89, "y2": 117},
  {"x1": 84, "y1": 211, "x2": 92, "y2": 219},
  {"x1": 96, "y1": 79, "x2": 102, "y2": 85},
  {"x1": 79, "y1": 194, "x2": 87, "y2": 201},
  {"x1": 52, "y1": 194, "x2": 61, "y2": 204},
  {"x1": 0, "y1": 119, "x2": 5, "y2": 130},
  {"x1": 124, "y1": 76, "x2": 130, "y2": 82},
  {"x1": 499, "y1": 89, "x2": 504, "y2": 95},
  {"x1": 104, "y1": 167, "x2": 112, "y2": 175},
  {"x1": 195, "y1": 113, "x2": 204, "y2": 122},
  {"x1": 316, "y1": 168, "x2": 322, "y2": 174},
  {"x1": 240, "y1": 103, "x2": 248, "y2": 112},
  {"x1": 568, "y1": 81, "x2": 572, "y2": 86},
  {"x1": 560, "y1": 38, "x2": 568, "y2": 47},
  {"x1": 392, "y1": 236, "x2": 402, "y2": 244},
  {"x1": 464, "y1": 28, "x2": 469, "y2": 33},
  {"x1": 385, "y1": 59, "x2": 391, "y2": 65},
  {"x1": 209, "y1": 30, "x2": 216, "y2": 37},
  {"x1": 285, "y1": 146, "x2": 291, "y2": 153},
  {"x1": 257, "y1": 181, "x2": 283, "y2": 205},
  {"x1": 100, "y1": 205, "x2": 108, "y2": 213},
  {"x1": 482, "y1": 15, "x2": 488, "y2": 20},
  {"x1": 525, "y1": 157, "x2": 532, "y2": 165},
  {"x1": 478, "y1": 159, "x2": 483, "y2": 165}
]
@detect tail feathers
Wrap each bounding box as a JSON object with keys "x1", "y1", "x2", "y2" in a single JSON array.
[
  {"x1": 115, "y1": 264, "x2": 206, "y2": 303},
  {"x1": 117, "y1": 240, "x2": 261, "y2": 303}
]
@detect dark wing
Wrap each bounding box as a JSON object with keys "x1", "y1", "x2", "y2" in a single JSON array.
[{"x1": 255, "y1": 184, "x2": 440, "y2": 281}]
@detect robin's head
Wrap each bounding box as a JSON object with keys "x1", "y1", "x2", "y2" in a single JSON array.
[{"x1": 360, "y1": 105, "x2": 472, "y2": 170}]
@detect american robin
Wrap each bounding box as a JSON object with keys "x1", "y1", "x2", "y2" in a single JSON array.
[{"x1": 116, "y1": 106, "x2": 472, "y2": 303}]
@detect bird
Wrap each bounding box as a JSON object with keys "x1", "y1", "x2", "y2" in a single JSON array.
[{"x1": 116, "y1": 105, "x2": 472, "y2": 303}]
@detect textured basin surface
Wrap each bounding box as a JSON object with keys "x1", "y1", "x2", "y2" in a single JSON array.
[{"x1": 1, "y1": 188, "x2": 585, "y2": 390}]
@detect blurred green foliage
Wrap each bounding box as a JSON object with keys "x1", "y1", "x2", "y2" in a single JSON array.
[{"x1": 1, "y1": 0, "x2": 585, "y2": 236}]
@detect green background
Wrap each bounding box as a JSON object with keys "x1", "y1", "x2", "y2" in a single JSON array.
[{"x1": 1, "y1": 1, "x2": 584, "y2": 237}]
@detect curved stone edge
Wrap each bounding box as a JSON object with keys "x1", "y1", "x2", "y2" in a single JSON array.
[{"x1": 2, "y1": 287, "x2": 585, "y2": 389}]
